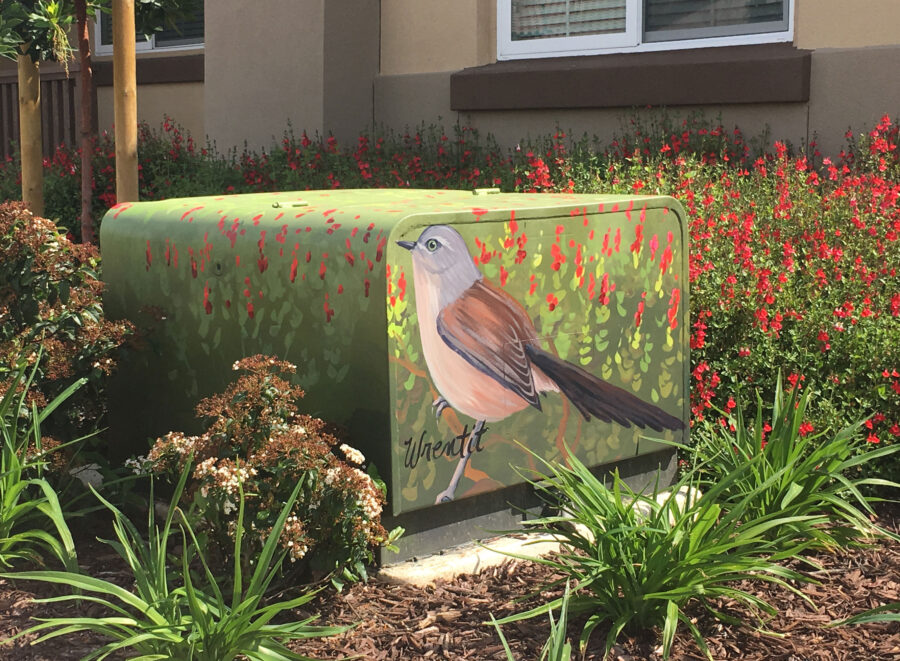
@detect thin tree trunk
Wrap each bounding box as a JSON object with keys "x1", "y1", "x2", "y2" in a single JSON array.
[
  {"x1": 17, "y1": 49, "x2": 43, "y2": 216},
  {"x1": 75, "y1": 0, "x2": 94, "y2": 243},
  {"x1": 112, "y1": 0, "x2": 138, "y2": 203}
]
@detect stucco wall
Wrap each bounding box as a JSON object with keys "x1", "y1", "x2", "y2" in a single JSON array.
[
  {"x1": 380, "y1": 0, "x2": 495, "y2": 75},
  {"x1": 808, "y1": 45, "x2": 900, "y2": 153},
  {"x1": 375, "y1": 41, "x2": 900, "y2": 158},
  {"x1": 323, "y1": 0, "x2": 380, "y2": 140},
  {"x1": 97, "y1": 82, "x2": 204, "y2": 138},
  {"x1": 795, "y1": 0, "x2": 900, "y2": 49},
  {"x1": 204, "y1": 0, "x2": 325, "y2": 151}
]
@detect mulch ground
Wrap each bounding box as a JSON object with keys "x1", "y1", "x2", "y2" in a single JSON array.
[{"x1": 1, "y1": 506, "x2": 898, "y2": 660}]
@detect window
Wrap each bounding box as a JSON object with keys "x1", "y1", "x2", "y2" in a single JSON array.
[
  {"x1": 95, "y1": 7, "x2": 204, "y2": 54},
  {"x1": 498, "y1": 0, "x2": 792, "y2": 59}
]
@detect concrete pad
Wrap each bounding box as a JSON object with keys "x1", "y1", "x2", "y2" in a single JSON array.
[
  {"x1": 376, "y1": 532, "x2": 561, "y2": 587},
  {"x1": 375, "y1": 485, "x2": 702, "y2": 586}
]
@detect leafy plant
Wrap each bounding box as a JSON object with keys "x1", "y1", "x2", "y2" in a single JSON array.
[
  {"x1": 3, "y1": 460, "x2": 347, "y2": 660},
  {"x1": 490, "y1": 580, "x2": 573, "y2": 661},
  {"x1": 0, "y1": 357, "x2": 78, "y2": 570},
  {"x1": 2, "y1": 112, "x2": 897, "y2": 481},
  {"x1": 689, "y1": 374, "x2": 900, "y2": 549},
  {"x1": 831, "y1": 602, "x2": 900, "y2": 626},
  {"x1": 145, "y1": 355, "x2": 401, "y2": 586},
  {"x1": 495, "y1": 449, "x2": 818, "y2": 659},
  {"x1": 0, "y1": 201, "x2": 133, "y2": 443}
]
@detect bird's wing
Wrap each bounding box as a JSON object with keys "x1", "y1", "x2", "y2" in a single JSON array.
[{"x1": 436, "y1": 280, "x2": 542, "y2": 410}]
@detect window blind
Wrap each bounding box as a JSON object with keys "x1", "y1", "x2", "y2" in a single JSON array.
[{"x1": 512, "y1": 0, "x2": 627, "y2": 41}]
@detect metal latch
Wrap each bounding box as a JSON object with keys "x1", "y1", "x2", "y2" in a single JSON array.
[{"x1": 272, "y1": 200, "x2": 309, "y2": 208}]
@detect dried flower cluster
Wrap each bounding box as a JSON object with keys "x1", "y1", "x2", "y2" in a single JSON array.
[{"x1": 147, "y1": 354, "x2": 392, "y2": 575}]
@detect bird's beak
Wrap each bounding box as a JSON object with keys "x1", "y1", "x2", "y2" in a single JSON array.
[{"x1": 396, "y1": 240, "x2": 416, "y2": 251}]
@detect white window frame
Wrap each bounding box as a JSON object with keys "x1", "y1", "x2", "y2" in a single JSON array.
[
  {"x1": 94, "y1": 15, "x2": 204, "y2": 56},
  {"x1": 498, "y1": 0, "x2": 794, "y2": 60}
]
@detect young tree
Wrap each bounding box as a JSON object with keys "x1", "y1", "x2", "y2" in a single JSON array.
[
  {"x1": 74, "y1": 0, "x2": 93, "y2": 241},
  {"x1": 2, "y1": 0, "x2": 199, "y2": 240},
  {"x1": 1, "y1": 1, "x2": 74, "y2": 217}
]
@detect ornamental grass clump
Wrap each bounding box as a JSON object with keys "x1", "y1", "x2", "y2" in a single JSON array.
[
  {"x1": 0, "y1": 358, "x2": 78, "y2": 571},
  {"x1": 496, "y1": 450, "x2": 817, "y2": 659},
  {"x1": 145, "y1": 355, "x2": 400, "y2": 585},
  {"x1": 689, "y1": 374, "x2": 900, "y2": 549},
  {"x1": 4, "y1": 462, "x2": 346, "y2": 661}
]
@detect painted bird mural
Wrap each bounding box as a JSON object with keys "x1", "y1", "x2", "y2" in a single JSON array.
[{"x1": 398, "y1": 224, "x2": 684, "y2": 503}]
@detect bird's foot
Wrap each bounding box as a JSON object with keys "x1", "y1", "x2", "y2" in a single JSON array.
[
  {"x1": 434, "y1": 488, "x2": 455, "y2": 504},
  {"x1": 432, "y1": 396, "x2": 450, "y2": 420}
]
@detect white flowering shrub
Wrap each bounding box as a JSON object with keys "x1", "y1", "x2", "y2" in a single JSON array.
[{"x1": 146, "y1": 355, "x2": 398, "y2": 581}]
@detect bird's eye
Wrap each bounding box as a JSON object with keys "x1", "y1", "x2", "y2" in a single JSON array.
[{"x1": 425, "y1": 238, "x2": 439, "y2": 252}]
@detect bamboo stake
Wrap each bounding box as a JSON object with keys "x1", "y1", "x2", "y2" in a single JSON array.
[
  {"x1": 17, "y1": 50, "x2": 44, "y2": 216},
  {"x1": 112, "y1": 0, "x2": 138, "y2": 203}
]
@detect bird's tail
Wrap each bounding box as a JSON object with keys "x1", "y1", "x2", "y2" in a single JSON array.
[{"x1": 525, "y1": 345, "x2": 684, "y2": 432}]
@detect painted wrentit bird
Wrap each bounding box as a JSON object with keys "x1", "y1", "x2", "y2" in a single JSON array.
[{"x1": 398, "y1": 224, "x2": 684, "y2": 503}]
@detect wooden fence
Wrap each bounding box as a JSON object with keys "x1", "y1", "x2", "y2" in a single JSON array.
[{"x1": 0, "y1": 63, "x2": 91, "y2": 161}]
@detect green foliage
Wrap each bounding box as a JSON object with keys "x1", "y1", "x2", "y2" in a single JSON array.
[
  {"x1": 0, "y1": 2, "x2": 25, "y2": 59},
  {"x1": 2, "y1": 461, "x2": 346, "y2": 661},
  {"x1": 0, "y1": 358, "x2": 78, "y2": 571},
  {"x1": 496, "y1": 449, "x2": 818, "y2": 659},
  {"x1": 4, "y1": 0, "x2": 75, "y2": 64},
  {"x1": 131, "y1": 0, "x2": 202, "y2": 37},
  {"x1": 145, "y1": 355, "x2": 401, "y2": 586},
  {"x1": 2, "y1": 111, "x2": 897, "y2": 480},
  {"x1": 689, "y1": 374, "x2": 900, "y2": 549},
  {"x1": 832, "y1": 602, "x2": 900, "y2": 626},
  {"x1": 0, "y1": 202, "x2": 133, "y2": 444},
  {"x1": 491, "y1": 581, "x2": 574, "y2": 661},
  {"x1": 0, "y1": 0, "x2": 202, "y2": 63}
]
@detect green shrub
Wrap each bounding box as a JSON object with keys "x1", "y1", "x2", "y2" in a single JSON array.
[
  {"x1": 3, "y1": 462, "x2": 346, "y2": 661},
  {"x1": 0, "y1": 202, "x2": 133, "y2": 445},
  {"x1": 2, "y1": 113, "x2": 896, "y2": 479},
  {"x1": 689, "y1": 374, "x2": 899, "y2": 549},
  {"x1": 145, "y1": 355, "x2": 401, "y2": 586},
  {"x1": 497, "y1": 449, "x2": 817, "y2": 659}
]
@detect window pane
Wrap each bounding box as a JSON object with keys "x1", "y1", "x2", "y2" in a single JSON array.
[
  {"x1": 512, "y1": 0, "x2": 627, "y2": 41},
  {"x1": 156, "y1": 9, "x2": 205, "y2": 46},
  {"x1": 645, "y1": 0, "x2": 786, "y2": 40},
  {"x1": 99, "y1": 9, "x2": 204, "y2": 48},
  {"x1": 98, "y1": 12, "x2": 148, "y2": 47}
]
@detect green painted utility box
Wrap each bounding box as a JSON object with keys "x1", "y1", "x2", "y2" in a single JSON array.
[{"x1": 101, "y1": 189, "x2": 688, "y2": 546}]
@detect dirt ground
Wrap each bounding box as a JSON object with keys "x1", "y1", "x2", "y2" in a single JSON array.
[{"x1": 1, "y1": 506, "x2": 898, "y2": 660}]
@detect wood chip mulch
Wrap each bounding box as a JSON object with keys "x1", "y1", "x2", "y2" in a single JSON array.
[{"x1": 1, "y1": 506, "x2": 898, "y2": 660}]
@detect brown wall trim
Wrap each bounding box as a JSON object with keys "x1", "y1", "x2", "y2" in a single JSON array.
[
  {"x1": 94, "y1": 53, "x2": 204, "y2": 87},
  {"x1": 451, "y1": 44, "x2": 810, "y2": 111}
]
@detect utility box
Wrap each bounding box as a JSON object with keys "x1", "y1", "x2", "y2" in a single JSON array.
[{"x1": 101, "y1": 189, "x2": 689, "y2": 558}]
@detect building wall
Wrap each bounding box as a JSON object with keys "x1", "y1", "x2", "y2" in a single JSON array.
[
  {"x1": 323, "y1": 0, "x2": 381, "y2": 140},
  {"x1": 380, "y1": 0, "x2": 495, "y2": 75},
  {"x1": 795, "y1": 0, "x2": 900, "y2": 49},
  {"x1": 374, "y1": 0, "x2": 900, "y2": 157},
  {"x1": 96, "y1": 82, "x2": 204, "y2": 139},
  {"x1": 204, "y1": 0, "x2": 325, "y2": 152},
  {"x1": 4, "y1": 1, "x2": 899, "y2": 159}
]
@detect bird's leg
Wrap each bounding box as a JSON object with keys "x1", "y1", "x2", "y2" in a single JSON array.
[
  {"x1": 432, "y1": 396, "x2": 450, "y2": 420},
  {"x1": 434, "y1": 420, "x2": 485, "y2": 504}
]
